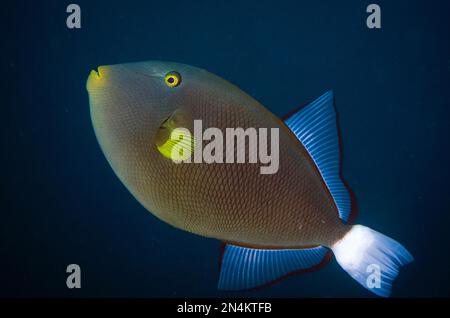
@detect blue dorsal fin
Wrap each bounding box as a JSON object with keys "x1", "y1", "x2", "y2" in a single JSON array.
[
  {"x1": 284, "y1": 91, "x2": 352, "y2": 222},
  {"x1": 218, "y1": 244, "x2": 330, "y2": 290}
]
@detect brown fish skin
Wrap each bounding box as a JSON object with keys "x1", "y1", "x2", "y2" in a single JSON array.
[{"x1": 87, "y1": 61, "x2": 350, "y2": 249}]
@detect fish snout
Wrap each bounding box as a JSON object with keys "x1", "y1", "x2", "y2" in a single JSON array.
[{"x1": 86, "y1": 66, "x2": 109, "y2": 91}]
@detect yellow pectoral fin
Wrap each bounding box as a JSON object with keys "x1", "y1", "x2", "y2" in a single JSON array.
[{"x1": 157, "y1": 128, "x2": 194, "y2": 162}]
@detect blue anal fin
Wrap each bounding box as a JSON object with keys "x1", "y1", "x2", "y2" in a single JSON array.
[
  {"x1": 218, "y1": 244, "x2": 329, "y2": 290},
  {"x1": 284, "y1": 91, "x2": 352, "y2": 222}
]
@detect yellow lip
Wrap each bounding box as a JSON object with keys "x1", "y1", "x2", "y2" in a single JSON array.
[
  {"x1": 90, "y1": 69, "x2": 101, "y2": 79},
  {"x1": 86, "y1": 66, "x2": 108, "y2": 91}
]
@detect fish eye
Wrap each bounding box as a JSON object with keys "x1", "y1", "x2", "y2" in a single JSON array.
[{"x1": 164, "y1": 71, "x2": 181, "y2": 87}]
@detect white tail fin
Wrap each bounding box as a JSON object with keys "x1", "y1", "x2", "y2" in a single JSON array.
[{"x1": 331, "y1": 225, "x2": 413, "y2": 297}]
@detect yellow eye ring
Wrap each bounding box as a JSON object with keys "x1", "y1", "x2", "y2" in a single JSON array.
[{"x1": 164, "y1": 71, "x2": 181, "y2": 87}]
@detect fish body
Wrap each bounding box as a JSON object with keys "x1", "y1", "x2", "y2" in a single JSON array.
[{"x1": 87, "y1": 61, "x2": 413, "y2": 296}]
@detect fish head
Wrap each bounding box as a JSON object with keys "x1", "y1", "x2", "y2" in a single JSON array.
[
  {"x1": 87, "y1": 61, "x2": 236, "y2": 163},
  {"x1": 86, "y1": 61, "x2": 228, "y2": 220},
  {"x1": 88, "y1": 60, "x2": 202, "y2": 158},
  {"x1": 87, "y1": 60, "x2": 199, "y2": 142}
]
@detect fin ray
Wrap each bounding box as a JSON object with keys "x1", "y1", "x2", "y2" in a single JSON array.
[
  {"x1": 218, "y1": 244, "x2": 329, "y2": 290},
  {"x1": 284, "y1": 91, "x2": 352, "y2": 222}
]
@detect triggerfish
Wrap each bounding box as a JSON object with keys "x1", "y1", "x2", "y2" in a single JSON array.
[{"x1": 86, "y1": 61, "x2": 413, "y2": 297}]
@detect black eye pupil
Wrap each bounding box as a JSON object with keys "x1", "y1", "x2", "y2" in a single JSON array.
[{"x1": 168, "y1": 77, "x2": 175, "y2": 83}]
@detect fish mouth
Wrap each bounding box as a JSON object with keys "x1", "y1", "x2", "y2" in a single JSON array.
[
  {"x1": 87, "y1": 66, "x2": 108, "y2": 91},
  {"x1": 91, "y1": 68, "x2": 100, "y2": 78},
  {"x1": 90, "y1": 66, "x2": 107, "y2": 79}
]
